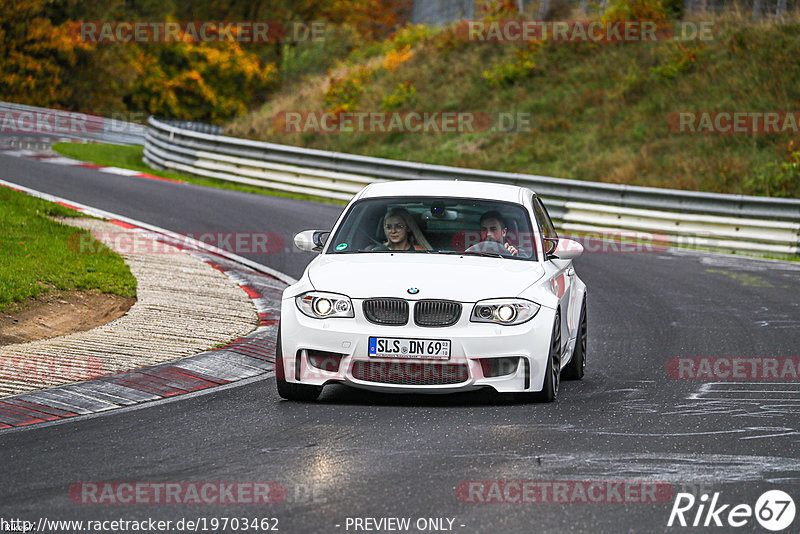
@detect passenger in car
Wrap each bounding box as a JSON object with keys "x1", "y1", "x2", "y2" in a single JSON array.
[
  {"x1": 371, "y1": 207, "x2": 433, "y2": 251},
  {"x1": 466, "y1": 210, "x2": 518, "y2": 255}
]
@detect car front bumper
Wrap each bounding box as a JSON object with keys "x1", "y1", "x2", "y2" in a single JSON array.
[{"x1": 279, "y1": 297, "x2": 560, "y2": 394}]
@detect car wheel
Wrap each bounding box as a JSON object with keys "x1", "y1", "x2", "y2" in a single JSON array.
[
  {"x1": 518, "y1": 311, "x2": 560, "y2": 403},
  {"x1": 274, "y1": 327, "x2": 323, "y2": 402},
  {"x1": 538, "y1": 310, "x2": 561, "y2": 402},
  {"x1": 562, "y1": 297, "x2": 587, "y2": 381}
]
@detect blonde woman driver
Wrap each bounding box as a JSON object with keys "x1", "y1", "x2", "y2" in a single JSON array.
[{"x1": 371, "y1": 207, "x2": 433, "y2": 251}]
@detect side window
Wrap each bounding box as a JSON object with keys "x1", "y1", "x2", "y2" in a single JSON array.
[
  {"x1": 532, "y1": 196, "x2": 558, "y2": 256},
  {"x1": 533, "y1": 197, "x2": 558, "y2": 240}
]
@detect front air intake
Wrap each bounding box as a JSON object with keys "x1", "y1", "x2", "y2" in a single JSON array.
[{"x1": 350, "y1": 361, "x2": 469, "y2": 385}]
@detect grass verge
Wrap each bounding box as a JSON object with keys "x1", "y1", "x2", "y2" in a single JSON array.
[
  {"x1": 51, "y1": 142, "x2": 346, "y2": 206},
  {"x1": 0, "y1": 186, "x2": 137, "y2": 313}
]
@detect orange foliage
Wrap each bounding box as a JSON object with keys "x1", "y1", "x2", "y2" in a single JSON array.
[
  {"x1": 0, "y1": 0, "x2": 410, "y2": 121},
  {"x1": 383, "y1": 45, "x2": 413, "y2": 71},
  {"x1": 0, "y1": 1, "x2": 277, "y2": 122},
  {"x1": 124, "y1": 29, "x2": 278, "y2": 122},
  {"x1": 0, "y1": 0, "x2": 93, "y2": 108},
  {"x1": 319, "y1": 0, "x2": 413, "y2": 41}
]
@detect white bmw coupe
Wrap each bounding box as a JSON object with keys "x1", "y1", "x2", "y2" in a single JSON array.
[{"x1": 276, "y1": 180, "x2": 587, "y2": 402}]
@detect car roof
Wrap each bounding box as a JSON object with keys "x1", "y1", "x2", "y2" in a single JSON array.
[{"x1": 358, "y1": 180, "x2": 532, "y2": 204}]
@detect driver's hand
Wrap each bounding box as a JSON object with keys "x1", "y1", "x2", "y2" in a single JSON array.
[{"x1": 504, "y1": 243, "x2": 518, "y2": 256}]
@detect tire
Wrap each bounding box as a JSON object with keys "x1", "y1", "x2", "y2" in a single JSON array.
[
  {"x1": 277, "y1": 378, "x2": 322, "y2": 402},
  {"x1": 274, "y1": 327, "x2": 323, "y2": 402},
  {"x1": 536, "y1": 311, "x2": 561, "y2": 402},
  {"x1": 518, "y1": 311, "x2": 561, "y2": 403},
  {"x1": 562, "y1": 297, "x2": 587, "y2": 381}
]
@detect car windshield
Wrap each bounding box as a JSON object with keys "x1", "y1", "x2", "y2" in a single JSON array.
[{"x1": 327, "y1": 196, "x2": 538, "y2": 261}]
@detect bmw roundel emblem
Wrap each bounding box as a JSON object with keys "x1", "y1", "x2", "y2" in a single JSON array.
[{"x1": 407, "y1": 287, "x2": 420, "y2": 295}]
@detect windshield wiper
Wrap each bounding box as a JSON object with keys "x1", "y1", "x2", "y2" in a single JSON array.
[
  {"x1": 336, "y1": 250, "x2": 426, "y2": 254},
  {"x1": 463, "y1": 252, "x2": 505, "y2": 258},
  {"x1": 434, "y1": 250, "x2": 505, "y2": 258}
]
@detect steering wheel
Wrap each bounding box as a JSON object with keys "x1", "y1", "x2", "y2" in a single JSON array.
[{"x1": 464, "y1": 240, "x2": 513, "y2": 255}]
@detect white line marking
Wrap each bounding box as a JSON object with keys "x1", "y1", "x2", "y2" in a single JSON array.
[
  {"x1": 1, "y1": 150, "x2": 38, "y2": 157},
  {"x1": 97, "y1": 166, "x2": 142, "y2": 176},
  {"x1": 42, "y1": 157, "x2": 84, "y2": 166}
]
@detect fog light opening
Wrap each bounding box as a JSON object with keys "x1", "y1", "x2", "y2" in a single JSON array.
[
  {"x1": 307, "y1": 349, "x2": 345, "y2": 372},
  {"x1": 480, "y1": 357, "x2": 521, "y2": 378}
]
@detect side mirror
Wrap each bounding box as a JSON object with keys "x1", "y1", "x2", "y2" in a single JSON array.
[
  {"x1": 543, "y1": 237, "x2": 559, "y2": 259},
  {"x1": 554, "y1": 238, "x2": 584, "y2": 260},
  {"x1": 294, "y1": 230, "x2": 329, "y2": 252}
]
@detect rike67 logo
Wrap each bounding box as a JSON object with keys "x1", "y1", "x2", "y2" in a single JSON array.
[{"x1": 668, "y1": 490, "x2": 795, "y2": 531}]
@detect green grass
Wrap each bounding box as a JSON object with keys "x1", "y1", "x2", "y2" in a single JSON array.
[
  {"x1": 227, "y1": 12, "x2": 800, "y2": 198},
  {"x1": 51, "y1": 142, "x2": 347, "y2": 206},
  {"x1": 0, "y1": 187, "x2": 137, "y2": 313}
]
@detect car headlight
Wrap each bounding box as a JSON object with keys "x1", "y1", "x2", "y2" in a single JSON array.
[
  {"x1": 296, "y1": 291, "x2": 354, "y2": 319},
  {"x1": 470, "y1": 299, "x2": 540, "y2": 325}
]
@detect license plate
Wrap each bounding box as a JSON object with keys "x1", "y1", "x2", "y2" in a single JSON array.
[{"x1": 368, "y1": 337, "x2": 451, "y2": 359}]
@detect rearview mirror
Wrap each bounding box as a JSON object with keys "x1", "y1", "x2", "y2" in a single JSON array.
[{"x1": 294, "y1": 230, "x2": 329, "y2": 252}]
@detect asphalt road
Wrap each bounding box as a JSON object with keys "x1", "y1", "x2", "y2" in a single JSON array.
[{"x1": 2, "y1": 147, "x2": 800, "y2": 534}]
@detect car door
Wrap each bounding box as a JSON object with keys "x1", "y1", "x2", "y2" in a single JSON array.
[{"x1": 532, "y1": 196, "x2": 575, "y2": 355}]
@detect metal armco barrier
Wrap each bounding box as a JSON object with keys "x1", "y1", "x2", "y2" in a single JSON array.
[
  {"x1": 145, "y1": 116, "x2": 800, "y2": 257},
  {"x1": 0, "y1": 101, "x2": 146, "y2": 145}
]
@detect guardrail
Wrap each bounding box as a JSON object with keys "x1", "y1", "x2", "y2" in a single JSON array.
[
  {"x1": 0, "y1": 101, "x2": 146, "y2": 145},
  {"x1": 144, "y1": 116, "x2": 800, "y2": 257}
]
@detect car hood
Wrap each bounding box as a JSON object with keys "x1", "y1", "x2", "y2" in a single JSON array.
[{"x1": 307, "y1": 254, "x2": 545, "y2": 301}]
